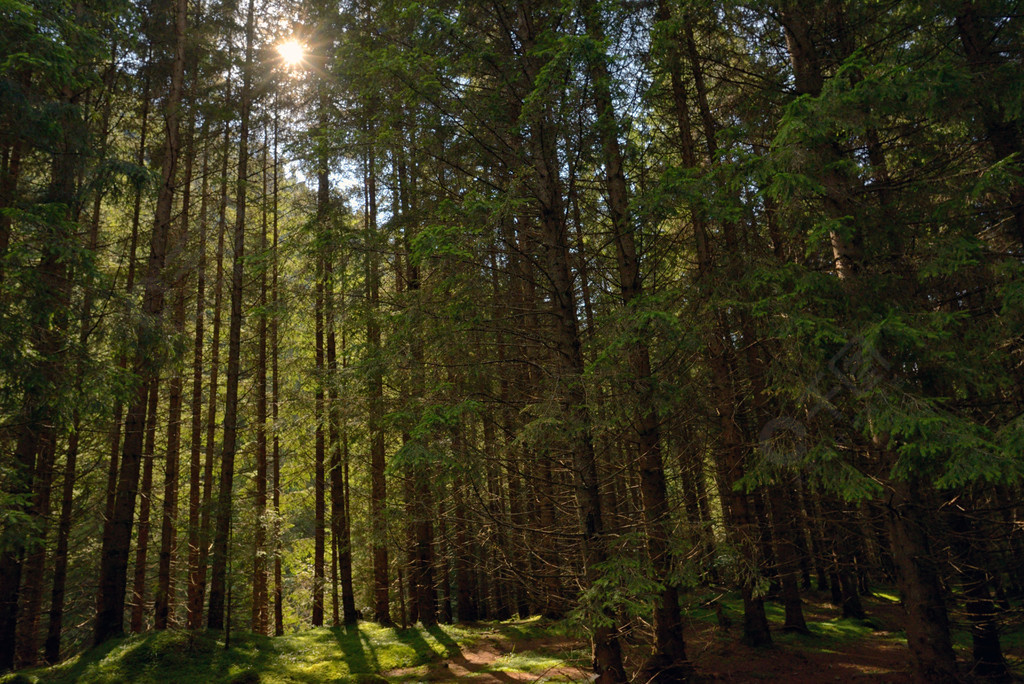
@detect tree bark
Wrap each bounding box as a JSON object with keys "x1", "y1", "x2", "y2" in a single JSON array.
[
  {"x1": 365, "y1": 143, "x2": 391, "y2": 625},
  {"x1": 885, "y1": 478, "x2": 958, "y2": 681},
  {"x1": 326, "y1": 244, "x2": 356, "y2": 624},
  {"x1": 312, "y1": 170, "x2": 327, "y2": 627},
  {"x1": 207, "y1": 0, "x2": 254, "y2": 630},
  {"x1": 105, "y1": 68, "x2": 152, "y2": 527},
  {"x1": 185, "y1": 121, "x2": 212, "y2": 631},
  {"x1": 129, "y1": 379, "x2": 160, "y2": 633},
  {"x1": 251, "y1": 132, "x2": 270, "y2": 635},
  {"x1": 513, "y1": 5, "x2": 625, "y2": 677},
  {"x1": 194, "y1": 111, "x2": 231, "y2": 629},
  {"x1": 155, "y1": 112, "x2": 197, "y2": 630},
  {"x1": 578, "y1": 1, "x2": 692, "y2": 677},
  {"x1": 94, "y1": 0, "x2": 188, "y2": 644},
  {"x1": 657, "y1": 2, "x2": 772, "y2": 647},
  {"x1": 271, "y1": 109, "x2": 284, "y2": 637}
]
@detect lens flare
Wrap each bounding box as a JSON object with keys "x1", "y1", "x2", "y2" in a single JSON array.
[{"x1": 277, "y1": 39, "x2": 305, "y2": 67}]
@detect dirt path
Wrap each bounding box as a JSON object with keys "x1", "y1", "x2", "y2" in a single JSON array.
[{"x1": 386, "y1": 632, "x2": 590, "y2": 682}]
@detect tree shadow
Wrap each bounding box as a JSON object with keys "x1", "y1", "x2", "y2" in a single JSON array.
[
  {"x1": 425, "y1": 624, "x2": 461, "y2": 658},
  {"x1": 392, "y1": 624, "x2": 442, "y2": 662},
  {"x1": 332, "y1": 624, "x2": 374, "y2": 675},
  {"x1": 411, "y1": 624, "x2": 520, "y2": 683},
  {"x1": 355, "y1": 625, "x2": 385, "y2": 674}
]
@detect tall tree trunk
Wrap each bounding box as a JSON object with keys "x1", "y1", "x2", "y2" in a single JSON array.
[
  {"x1": 105, "y1": 68, "x2": 152, "y2": 526},
  {"x1": 312, "y1": 169, "x2": 326, "y2": 627},
  {"x1": 514, "y1": 7, "x2": 625, "y2": 678},
  {"x1": 0, "y1": 138, "x2": 23, "y2": 284},
  {"x1": 948, "y1": 501, "x2": 1010, "y2": 681},
  {"x1": 13, "y1": 437, "x2": 58, "y2": 667},
  {"x1": 365, "y1": 144, "x2": 391, "y2": 625},
  {"x1": 27, "y1": 78, "x2": 110, "y2": 660},
  {"x1": 453, "y1": 471, "x2": 478, "y2": 623},
  {"x1": 399, "y1": 160, "x2": 436, "y2": 627},
  {"x1": 578, "y1": 1, "x2": 692, "y2": 677},
  {"x1": 155, "y1": 113, "x2": 197, "y2": 630},
  {"x1": 130, "y1": 380, "x2": 160, "y2": 633},
  {"x1": 271, "y1": 109, "x2": 284, "y2": 637},
  {"x1": 250, "y1": 131, "x2": 269, "y2": 635},
  {"x1": 94, "y1": 0, "x2": 188, "y2": 643},
  {"x1": 657, "y1": 2, "x2": 772, "y2": 647},
  {"x1": 776, "y1": 5, "x2": 957, "y2": 677},
  {"x1": 771, "y1": 482, "x2": 809, "y2": 633},
  {"x1": 326, "y1": 246, "x2": 356, "y2": 625},
  {"x1": 44, "y1": 426, "x2": 78, "y2": 663},
  {"x1": 885, "y1": 477, "x2": 957, "y2": 681},
  {"x1": 185, "y1": 120, "x2": 212, "y2": 630},
  {"x1": 195, "y1": 113, "x2": 231, "y2": 628},
  {"x1": 207, "y1": 0, "x2": 254, "y2": 629}
]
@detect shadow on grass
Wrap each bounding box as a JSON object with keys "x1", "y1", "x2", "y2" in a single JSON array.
[
  {"x1": 413, "y1": 625, "x2": 522, "y2": 683},
  {"x1": 332, "y1": 624, "x2": 373, "y2": 675},
  {"x1": 356, "y1": 627, "x2": 383, "y2": 674},
  {"x1": 425, "y1": 624, "x2": 461, "y2": 658},
  {"x1": 392, "y1": 625, "x2": 441, "y2": 663},
  {"x1": 36, "y1": 635, "x2": 125, "y2": 684},
  {"x1": 36, "y1": 630, "x2": 281, "y2": 684}
]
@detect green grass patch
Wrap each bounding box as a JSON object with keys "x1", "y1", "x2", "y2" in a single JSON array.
[
  {"x1": 17, "y1": 619, "x2": 579, "y2": 684},
  {"x1": 481, "y1": 651, "x2": 565, "y2": 674}
]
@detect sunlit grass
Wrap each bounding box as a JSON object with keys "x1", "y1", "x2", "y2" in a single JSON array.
[
  {"x1": 14, "y1": 618, "x2": 580, "y2": 684},
  {"x1": 870, "y1": 589, "x2": 900, "y2": 603}
]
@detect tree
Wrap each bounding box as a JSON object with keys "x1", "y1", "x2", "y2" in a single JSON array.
[{"x1": 95, "y1": 0, "x2": 189, "y2": 645}]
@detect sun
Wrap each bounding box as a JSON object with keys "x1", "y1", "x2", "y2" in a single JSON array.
[{"x1": 277, "y1": 39, "x2": 305, "y2": 67}]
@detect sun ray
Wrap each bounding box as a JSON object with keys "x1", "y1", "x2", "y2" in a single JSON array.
[{"x1": 277, "y1": 39, "x2": 305, "y2": 67}]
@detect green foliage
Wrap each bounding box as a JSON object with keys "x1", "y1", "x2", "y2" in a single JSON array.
[{"x1": 572, "y1": 543, "x2": 662, "y2": 629}]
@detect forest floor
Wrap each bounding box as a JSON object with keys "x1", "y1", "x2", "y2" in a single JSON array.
[{"x1": 8, "y1": 590, "x2": 1023, "y2": 683}]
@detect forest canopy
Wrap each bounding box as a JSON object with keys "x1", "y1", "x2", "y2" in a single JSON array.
[{"x1": 1, "y1": 0, "x2": 1023, "y2": 681}]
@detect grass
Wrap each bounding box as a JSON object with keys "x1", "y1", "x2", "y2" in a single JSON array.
[
  {"x1": 7, "y1": 619, "x2": 579, "y2": 684},
  {"x1": 8, "y1": 593, "x2": 1021, "y2": 682}
]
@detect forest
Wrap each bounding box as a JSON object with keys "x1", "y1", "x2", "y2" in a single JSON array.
[{"x1": 1, "y1": 0, "x2": 1023, "y2": 682}]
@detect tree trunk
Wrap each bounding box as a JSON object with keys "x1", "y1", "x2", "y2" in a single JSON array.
[
  {"x1": 453, "y1": 473, "x2": 478, "y2": 623},
  {"x1": 94, "y1": 0, "x2": 188, "y2": 644},
  {"x1": 885, "y1": 478, "x2": 958, "y2": 682},
  {"x1": 14, "y1": 436, "x2": 58, "y2": 667},
  {"x1": 657, "y1": 2, "x2": 771, "y2": 647},
  {"x1": 578, "y1": 2, "x2": 692, "y2": 677},
  {"x1": 251, "y1": 133, "x2": 269, "y2": 635},
  {"x1": 130, "y1": 379, "x2": 160, "y2": 633},
  {"x1": 0, "y1": 138, "x2": 23, "y2": 284},
  {"x1": 207, "y1": 0, "x2": 254, "y2": 630},
  {"x1": 515, "y1": 7, "x2": 625, "y2": 677},
  {"x1": 105, "y1": 68, "x2": 152, "y2": 527},
  {"x1": 365, "y1": 143, "x2": 391, "y2": 625},
  {"x1": 326, "y1": 247, "x2": 356, "y2": 625},
  {"x1": 194, "y1": 112, "x2": 231, "y2": 629},
  {"x1": 185, "y1": 121, "x2": 212, "y2": 631},
  {"x1": 271, "y1": 110, "x2": 284, "y2": 637},
  {"x1": 771, "y1": 483, "x2": 809, "y2": 633},
  {"x1": 44, "y1": 425, "x2": 77, "y2": 663},
  {"x1": 155, "y1": 112, "x2": 197, "y2": 630},
  {"x1": 312, "y1": 176, "x2": 326, "y2": 627}
]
